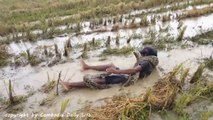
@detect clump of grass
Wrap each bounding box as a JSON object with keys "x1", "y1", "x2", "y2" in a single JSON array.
[
  {"x1": 190, "y1": 64, "x2": 205, "y2": 83},
  {"x1": 127, "y1": 37, "x2": 131, "y2": 44},
  {"x1": 3, "y1": 80, "x2": 28, "y2": 113},
  {"x1": 150, "y1": 15, "x2": 156, "y2": 24},
  {"x1": 176, "y1": 26, "x2": 187, "y2": 41},
  {"x1": 26, "y1": 49, "x2": 42, "y2": 66},
  {"x1": 75, "y1": 23, "x2": 81, "y2": 33},
  {"x1": 106, "y1": 36, "x2": 111, "y2": 48},
  {"x1": 101, "y1": 47, "x2": 134, "y2": 56},
  {"x1": 8, "y1": 80, "x2": 14, "y2": 104},
  {"x1": 40, "y1": 81, "x2": 56, "y2": 93},
  {"x1": 203, "y1": 58, "x2": 213, "y2": 70},
  {"x1": 193, "y1": 38, "x2": 213, "y2": 45},
  {"x1": 39, "y1": 93, "x2": 56, "y2": 106},
  {"x1": 92, "y1": 38, "x2": 95, "y2": 44},
  {"x1": 124, "y1": 20, "x2": 128, "y2": 26},
  {"x1": 119, "y1": 15, "x2": 123, "y2": 23},
  {"x1": 147, "y1": 65, "x2": 184, "y2": 109},
  {"x1": 44, "y1": 46, "x2": 48, "y2": 56},
  {"x1": 143, "y1": 39, "x2": 166, "y2": 50},
  {"x1": 162, "y1": 14, "x2": 171, "y2": 22},
  {"x1": 174, "y1": 63, "x2": 212, "y2": 115},
  {"x1": 99, "y1": 18, "x2": 104, "y2": 25},
  {"x1": 83, "y1": 43, "x2": 88, "y2": 51},
  {"x1": 200, "y1": 111, "x2": 213, "y2": 120},
  {"x1": 115, "y1": 36, "x2": 120, "y2": 46},
  {"x1": 142, "y1": 25, "x2": 178, "y2": 50},
  {"x1": 54, "y1": 44, "x2": 59, "y2": 55},
  {"x1": 56, "y1": 71, "x2": 61, "y2": 96},
  {"x1": 131, "y1": 33, "x2": 143, "y2": 39},
  {"x1": 113, "y1": 17, "x2": 116, "y2": 24},
  {"x1": 0, "y1": 45, "x2": 10, "y2": 66},
  {"x1": 88, "y1": 38, "x2": 101, "y2": 48},
  {"x1": 57, "y1": 99, "x2": 70, "y2": 120},
  {"x1": 3, "y1": 93, "x2": 28, "y2": 113},
  {"x1": 63, "y1": 46, "x2": 69, "y2": 57},
  {"x1": 99, "y1": 56, "x2": 107, "y2": 61},
  {"x1": 26, "y1": 30, "x2": 36, "y2": 42},
  {"x1": 180, "y1": 68, "x2": 190, "y2": 86},
  {"x1": 6, "y1": 103, "x2": 25, "y2": 114},
  {"x1": 155, "y1": 42, "x2": 167, "y2": 50},
  {"x1": 191, "y1": 30, "x2": 213, "y2": 45},
  {"x1": 140, "y1": 16, "x2": 148, "y2": 27},
  {"x1": 174, "y1": 81, "x2": 213, "y2": 115},
  {"x1": 128, "y1": 18, "x2": 138, "y2": 29},
  {"x1": 104, "y1": 20, "x2": 107, "y2": 26},
  {"x1": 66, "y1": 38, "x2": 72, "y2": 48},
  {"x1": 80, "y1": 43, "x2": 88, "y2": 59},
  {"x1": 128, "y1": 22, "x2": 138, "y2": 29},
  {"x1": 143, "y1": 39, "x2": 154, "y2": 45},
  {"x1": 81, "y1": 51, "x2": 89, "y2": 59},
  {"x1": 111, "y1": 25, "x2": 119, "y2": 31}
]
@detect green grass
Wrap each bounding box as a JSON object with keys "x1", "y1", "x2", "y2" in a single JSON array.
[
  {"x1": 174, "y1": 81, "x2": 213, "y2": 115},
  {"x1": 200, "y1": 111, "x2": 213, "y2": 120},
  {"x1": 142, "y1": 27, "x2": 176, "y2": 50},
  {"x1": 204, "y1": 58, "x2": 213, "y2": 70},
  {"x1": 191, "y1": 30, "x2": 213, "y2": 45},
  {"x1": 28, "y1": 55, "x2": 42, "y2": 66},
  {"x1": 39, "y1": 93, "x2": 56, "y2": 106},
  {"x1": 176, "y1": 26, "x2": 187, "y2": 41},
  {"x1": 0, "y1": 0, "x2": 186, "y2": 37},
  {"x1": 101, "y1": 46, "x2": 134, "y2": 56},
  {"x1": 40, "y1": 80, "x2": 56, "y2": 93},
  {"x1": 190, "y1": 64, "x2": 205, "y2": 83}
]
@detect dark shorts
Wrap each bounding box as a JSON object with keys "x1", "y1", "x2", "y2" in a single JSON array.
[
  {"x1": 105, "y1": 74, "x2": 129, "y2": 84},
  {"x1": 83, "y1": 74, "x2": 128, "y2": 85}
]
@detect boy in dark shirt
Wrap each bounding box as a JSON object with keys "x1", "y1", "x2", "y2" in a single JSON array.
[{"x1": 60, "y1": 47, "x2": 158, "y2": 91}]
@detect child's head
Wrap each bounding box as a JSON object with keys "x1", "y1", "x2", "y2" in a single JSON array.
[{"x1": 139, "y1": 47, "x2": 157, "y2": 56}]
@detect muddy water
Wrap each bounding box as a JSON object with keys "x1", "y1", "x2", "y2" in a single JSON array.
[
  {"x1": 1, "y1": 44, "x2": 213, "y2": 119},
  {"x1": 0, "y1": 55, "x2": 160, "y2": 119}
]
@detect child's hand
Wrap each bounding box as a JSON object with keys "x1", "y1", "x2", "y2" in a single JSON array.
[{"x1": 106, "y1": 67, "x2": 118, "y2": 74}]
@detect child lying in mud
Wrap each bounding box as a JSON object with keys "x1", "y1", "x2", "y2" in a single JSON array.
[{"x1": 60, "y1": 47, "x2": 158, "y2": 91}]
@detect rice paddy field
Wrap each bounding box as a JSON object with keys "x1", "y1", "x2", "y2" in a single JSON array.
[{"x1": 0, "y1": 0, "x2": 213, "y2": 120}]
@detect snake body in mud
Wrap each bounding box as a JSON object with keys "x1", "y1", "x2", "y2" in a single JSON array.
[
  {"x1": 83, "y1": 51, "x2": 159, "y2": 89},
  {"x1": 83, "y1": 74, "x2": 110, "y2": 89},
  {"x1": 123, "y1": 51, "x2": 159, "y2": 87}
]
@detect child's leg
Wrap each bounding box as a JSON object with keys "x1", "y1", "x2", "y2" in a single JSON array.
[
  {"x1": 60, "y1": 79, "x2": 106, "y2": 91},
  {"x1": 81, "y1": 60, "x2": 118, "y2": 71}
]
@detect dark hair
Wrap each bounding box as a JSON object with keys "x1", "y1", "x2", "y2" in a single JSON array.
[{"x1": 139, "y1": 47, "x2": 157, "y2": 56}]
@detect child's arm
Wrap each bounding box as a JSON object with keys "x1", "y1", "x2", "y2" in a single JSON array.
[{"x1": 106, "y1": 65, "x2": 142, "y2": 74}]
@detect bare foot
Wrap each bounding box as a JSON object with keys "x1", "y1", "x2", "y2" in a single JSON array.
[
  {"x1": 80, "y1": 59, "x2": 89, "y2": 71},
  {"x1": 60, "y1": 80, "x2": 71, "y2": 91}
]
